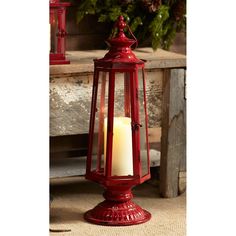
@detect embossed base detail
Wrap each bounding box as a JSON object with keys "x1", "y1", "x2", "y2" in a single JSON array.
[{"x1": 84, "y1": 200, "x2": 151, "y2": 226}]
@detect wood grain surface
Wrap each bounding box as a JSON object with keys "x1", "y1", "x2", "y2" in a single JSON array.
[
  {"x1": 50, "y1": 69, "x2": 163, "y2": 136},
  {"x1": 160, "y1": 69, "x2": 186, "y2": 198}
]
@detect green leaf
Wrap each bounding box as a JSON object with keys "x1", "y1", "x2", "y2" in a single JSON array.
[
  {"x1": 148, "y1": 5, "x2": 170, "y2": 50},
  {"x1": 98, "y1": 14, "x2": 108, "y2": 22},
  {"x1": 108, "y1": 6, "x2": 122, "y2": 21},
  {"x1": 126, "y1": 3, "x2": 136, "y2": 14},
  {"x1": 90, "y1": 0, "x2": 97, "y2": 5},
  {"x1": 75, "y1": 1, "x2": 186, "y2": 50},
  {"x1": 130, "y1": 16, "x2": 142, "y2": 33},
  {"x1": 149, "y1": 5, "x2": 169, "y2": 35},
  {"x1": 76, "y1": 11, "x2": 85, "y2": 24},
  {"x1": 87, "y1": 8, "x2": 95, "y2": 14}
]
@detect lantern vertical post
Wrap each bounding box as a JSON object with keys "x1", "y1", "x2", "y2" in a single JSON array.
[
  {"x1": 105, "y1": 71, "x2": 115, "y2": 178},
  {"x1": 85, "y1": 16, "x2": 151, "y2": 226},
  {"x1": 124, "y1": 73, "x2": 131, "y2": 117},
  {"x1": 96, "y1": 72, "x2": 106, "y2": 171},
  {"x1": 142, "y1": 67, "x2": 151, "y2": 170},
  {"x1": 130, "y1": 67, "x2": 141, "y2": 178}
]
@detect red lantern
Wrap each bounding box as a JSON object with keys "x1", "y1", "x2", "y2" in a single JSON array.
[
  {"x1": 84, "y1": 16, "x2": 151, "y2": 226},
  {"x1": 49, "y1": 0, "x2": 70, "y2": 65}
]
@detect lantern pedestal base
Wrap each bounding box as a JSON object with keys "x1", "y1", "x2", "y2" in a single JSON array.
[
  {"x1": 50, "y1": 53, "x2": 70, "y2": 65},
  {"x1": 84, "y1": 188, "x2": 151, "y2": 226}
]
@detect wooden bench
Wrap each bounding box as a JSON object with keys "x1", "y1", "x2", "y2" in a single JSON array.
[{"x1": 50, "y1": 48, "x2": 186, "y2": 198}]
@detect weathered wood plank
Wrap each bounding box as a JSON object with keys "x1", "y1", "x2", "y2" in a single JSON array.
[
  {"x1": 50, "y1": 48, "x2": 186, "y2": 77},
  {"x1": 179, "y1": 69, "x2": 187, "y2": 173},
  {"x1": 50, "y1": 149, "x2": 161, "y2": 179},
  {"x1": 148, "y1": 127, "x2": 162, "y2": 143},
  {"x1": 178, "y1": 171, "x2": 186, "y2": 194},
  {"x1": 50, "y1": 69, "x2": 163, "y2": 136},
  {"x1": 160, "y1": 68, "x2": 186, "y2": 198},
  {"x1": 50, "y1": 75, "x2": 93, "y2": 136}
]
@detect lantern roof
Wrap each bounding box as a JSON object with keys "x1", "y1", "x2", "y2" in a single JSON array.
[{"x1": 95, "y1": 16, "x2": 144, "y2": 65}]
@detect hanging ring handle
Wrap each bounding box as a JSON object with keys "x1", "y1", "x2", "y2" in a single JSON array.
[{"x1": 127, "y1": 24, "x2": 138, "y2": 50}]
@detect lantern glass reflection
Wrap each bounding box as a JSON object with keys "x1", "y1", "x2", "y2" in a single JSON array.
[
  {"x1": 138, "y1": 68, "x2": 150, "y2": 177},
  {"x1": 90, "y1": 71, "x2": 108, "y2": 174}
]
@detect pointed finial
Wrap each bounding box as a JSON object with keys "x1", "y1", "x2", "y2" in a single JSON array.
[{"x1": 116, "y1": 15, "x2": 127, "y2": 37}]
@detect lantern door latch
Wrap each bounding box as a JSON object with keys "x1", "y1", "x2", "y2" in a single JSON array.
[{"x1": 131, "y1": 122, "x2": 142, "y2": 131}]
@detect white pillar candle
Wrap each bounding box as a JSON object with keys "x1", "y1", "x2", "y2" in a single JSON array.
[{"x1": 104, "y1": 117, "x2": 133, "y2": 176}]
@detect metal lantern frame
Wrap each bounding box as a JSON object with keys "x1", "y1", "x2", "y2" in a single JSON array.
[
  {"x1": 84, "y1": 16, "x2": 151, "y2": 226},
  {"x1": 49, "y1": 0, "x2": 70, "y2": 65}
]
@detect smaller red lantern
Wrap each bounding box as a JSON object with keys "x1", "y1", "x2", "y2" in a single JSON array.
[
  {"x1": 84, "y1": 16, "x2": 151, "y2": 226},
  {"x1": 49, "y1": 0, "x2": 70, "y2": 65}
]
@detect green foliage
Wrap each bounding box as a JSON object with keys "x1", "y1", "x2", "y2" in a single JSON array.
[
  {"x1": 76, "y1": 0, "x2": 186, "y2": 50},
  {"x1": 149, "y1": 5, "x2": 170, "y2": 50}
]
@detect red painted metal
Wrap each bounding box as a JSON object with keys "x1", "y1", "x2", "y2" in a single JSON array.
[
  {"x1": 124, "y1": 72, "x2": 131, "y2": 117},
  {"x1": 97, "y1": 72, "x2": 106, "y2": 171},
  {"x1": 84, "y1": 186, "x2": 151, "y2": 226},
  {"x1": 49, "y1": 0, "x2": 70, "y2": 65},
  {"x1": 142, "y1": 67, "x2": 151, "y2": 177},
  {"x1": 94, "y1": 16, "x2": 143, "y2": 66},
  {"x1": 86, "y1": 70, "x2": 99, "y2": 174},
  {"x1": 105, "y1": 70, "x2": 115, "y2": 178},
  {"x1": 85, "y1": 15, "x2": 151, "y2": 226}
]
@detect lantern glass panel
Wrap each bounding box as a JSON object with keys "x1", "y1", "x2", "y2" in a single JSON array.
[
  {"x1": 50, "y1": 9, "x2": 58, "y2": 53},
  {"x1": 138, "y1": 68, "x2": 149, "y2": 177},
  {"x1": 104, "y1": 72, "x2": 133, "y2": 177},
  {"x1": 91, "y1": 71, "x2": 109, "y2": 174}
]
